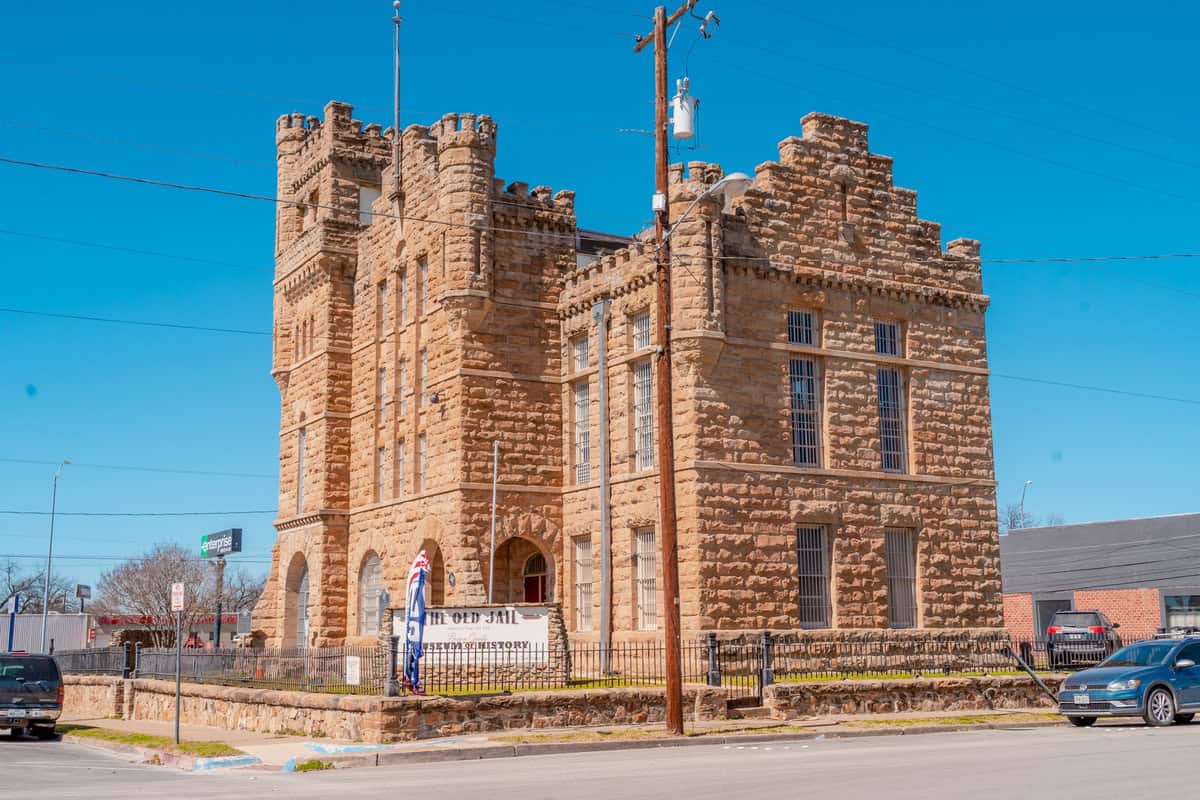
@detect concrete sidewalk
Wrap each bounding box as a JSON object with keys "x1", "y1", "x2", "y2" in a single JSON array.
[{"x1": 59, "y1": 707, "x2": 1062, "y2": 771}]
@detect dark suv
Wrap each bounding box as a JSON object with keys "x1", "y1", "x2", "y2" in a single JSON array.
[
  {"x1": 0, "y1": 653, "x2": 63, "y2": 739},
  {"x1": 1047, "y1": 610, "x2": 1122, "y2": 668}
]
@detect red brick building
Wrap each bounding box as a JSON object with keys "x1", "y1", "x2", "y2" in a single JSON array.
[{"x1": 1002, "y1": 514, "x2": 1200, "y2": 642}]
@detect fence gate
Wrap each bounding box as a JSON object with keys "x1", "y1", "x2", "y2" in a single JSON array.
[{"x1": 704, "y1": 634, "x2": 769, "y2": 706}]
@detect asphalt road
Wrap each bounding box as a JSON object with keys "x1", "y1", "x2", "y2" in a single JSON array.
[{"x1": 5, "y1": 723, "x2": 1200, "y2": 799}]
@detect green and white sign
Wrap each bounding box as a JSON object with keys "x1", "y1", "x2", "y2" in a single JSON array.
[{"x1": 200, "y1": 528, "x2": 242, "y2": 558}]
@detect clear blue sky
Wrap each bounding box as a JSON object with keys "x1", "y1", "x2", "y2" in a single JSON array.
[{"x1": 3, "y1": 1, "x2": 1197, "y2": 590}]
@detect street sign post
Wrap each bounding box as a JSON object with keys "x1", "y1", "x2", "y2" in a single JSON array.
[
  {"x1": 75, "y1": 584, "x2": 91, "y2": 613},
  {"x1": 170, "y1": 582, "x2": 184, "y2": 745},
  {"x1": 6, "y1": 595, "x2": 18, "y2": 652},
  {"x1": 201, "y1": 530, "x2": 240, "y2": 648}
]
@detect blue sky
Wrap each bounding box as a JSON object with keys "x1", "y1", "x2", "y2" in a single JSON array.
[{"x1": 2, "y1": 1, "x2": 1198, "y2": 589}]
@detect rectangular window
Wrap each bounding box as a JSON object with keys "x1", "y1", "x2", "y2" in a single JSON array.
[
  {"x1": 399, "y1": 269, "x2": 408, "y2": 327},
  {"x1": 796, "y1": 526, "x2": 831, "y2": 628},
  {"x1": 376, "y1": 446, "x2": 387, "y2": 501},
  {"x1": 574, "y1": 537, "x2": 593, "y2": 632},
  {"x1": 874, "y1": 321, "x2": 901, "y2": 356},
  {"x1": 1165, "y1": 595, "x2": 1200, "y2": 629},
  {"x1": 574, "y1": 381, "x2": 591, "y2": 485},
  {"x1": 572, "y1": 334, "x2": 589, "y2": 373},
  {"x1": 398, "y1": 359, "x2": 407, "y2": 404},
  {"x1": 418, "y1": 433, "x2": 427, "y2": 491},
  {"x1": 885, "y1": 528, "x2": 918, "y2": 629},
  {"x1": 876, "y1": 367, "x2": 906, "y2": 472},
  {"x1": 377, "y1": 366, "x2": 387, "y2": 411},
  {"x1": 377, "y1": 280, "x2": 389, "y2": 333},
  {"x1": 419, "y1": 257, "x2": 429, "y2": 316},
  {"x1": 635, "y1": 528, "x2": 658, "y2": 631},
  {"x1": 787, "y1": 309, "x2": 816, "y2": 346},
  {"x1": 419, "y1": 348, "x2": 428, "y2": 405},
  {"x1": 633, "y1": 361, "x2": 653, "y2": 471},
  {"x1": 790, "y1": 358, "x2": 821, "y2": 467},
  {"x1": 296, "y1": 427, "x2": 307, "y2": 514},
  {"x1": 632, "y1": 311, "x2": 652, "y2": 350},
  {"x1": 358, "y1": 186, "x2": 382, "y2": 225},
  {"x1": 396, "y1": 439, "x2": 406, "y2": 498}
]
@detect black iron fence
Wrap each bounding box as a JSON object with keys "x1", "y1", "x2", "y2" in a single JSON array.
[
  {"x1": 53, "y1": 645, "x2": 132, "y2": 676},
  {"x1": 133, "y1": 645, "x2": 388, "y2": 695},
  {"x1": 54, "y1": 633, "x2": 1153, "y2": 699}
]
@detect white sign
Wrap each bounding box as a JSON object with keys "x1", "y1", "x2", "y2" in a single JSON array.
[
  {"x1": 5, "y1": 595, "x2": 17, "y2": 614},
  {"x1": 170, "y1": 582, "x2": 185, "y2": 612},
  {"x1": 345, "y1": 655, "x2": 362, "y2": 686},
  {"x1": 393, "y1": 606, "x2": 551, "y2": 664}
]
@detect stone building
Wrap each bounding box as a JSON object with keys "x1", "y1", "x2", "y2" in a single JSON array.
[{"x1": 252, "y1": 100, "x2": 1003, "y2": 648}]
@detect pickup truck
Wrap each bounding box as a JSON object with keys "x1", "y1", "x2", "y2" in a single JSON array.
[{"x1": 1, "y1": 653, "x2": 63, "y2": 739}]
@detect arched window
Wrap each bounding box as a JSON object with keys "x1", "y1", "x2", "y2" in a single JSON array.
[
  {"x1": 358, "y1": 552, "x2": 383, "y2": 636},
  {"x1": 523, "y1": 553, "x2": 547, "y2": 603},
  {"x1": 296, "y1": 565, "x2": 310, "y2": 647}
]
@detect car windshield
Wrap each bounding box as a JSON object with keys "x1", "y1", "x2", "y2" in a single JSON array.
[
  {"x1": 0, "y1": 657, "x2": 60, "y2": 683},
  {"x1": 1052, "y1": 612, "x2": 1101, "y2": 628},
  {"x1": 1099, "y1": 642, "x2": 1175, "y2": 667}
]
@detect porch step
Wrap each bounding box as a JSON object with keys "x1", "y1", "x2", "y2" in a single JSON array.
[{"x1": 726, "y1": 705, "x2": 773, "y2": 720}]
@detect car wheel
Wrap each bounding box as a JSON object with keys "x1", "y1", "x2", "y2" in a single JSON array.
[
  {"x1": 7, "y1": 727, "x2": 23, "y2": 738},
  {"x1": 1144, "y1": 688, "x2": 1176, "y2": 727},
  {"x1": 1174, "y1": 713, "x2": 1195, "y2": 725},
  {"x1": 1068, "y1": 716, "x2": 1097, "y2": 727},
  {"x1": 31, "y1": 726, "x2": 57, "y2": 740}
]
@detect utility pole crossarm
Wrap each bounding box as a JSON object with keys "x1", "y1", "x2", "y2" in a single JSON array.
[{"x1": 633, "y1": 0, "x2": 698, "y2": 52}]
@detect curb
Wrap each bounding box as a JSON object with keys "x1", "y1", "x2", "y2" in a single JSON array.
[
  {"x1": 303, "y1": 718, "x2": 1065, "y2": 771},
  {"x1": 62, "y1": 734, "x2": 261, "y2": 772}
]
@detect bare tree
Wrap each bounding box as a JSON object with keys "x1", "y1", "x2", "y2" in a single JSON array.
[
  {"x1": 999, "y1": 503, "x2": 1065, "y2": 533},
  {"x1": 221, "y1": 567, "x2": 266, "y2": 613},
  {"x1": 94, "y1": 543, "x2": 215, "y2": 647},
  {"x1": 1, "y1": 559, "x2": 76, "y2": 613}
]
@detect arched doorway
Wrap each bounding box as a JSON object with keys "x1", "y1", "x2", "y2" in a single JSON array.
[
  {"x1": 491, "y1": 537, "x2": 553, "y2": 604},
  {"x1": 284, "y1": 554, "x2": 310, "y2": 649}
]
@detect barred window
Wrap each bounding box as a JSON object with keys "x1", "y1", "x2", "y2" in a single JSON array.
[
  {"x1": 419, "y1": 349, "x2": 428, "y2": 405},
  {"x1": 398, "y1": 359, "x2": 407, "y2": 403},
  {"x1": 419, "y1": 257, "x2": 429, "y2": 315},
  {"x1": 876, "y1": 367, "x2": 906, "y2": 472},
  {"x1": 399, "y1": 268, "x2": 408, "y2": 327},
  {"x1": 633, "y1": 361, "x2": 654, "y2": 471},
  {"x1": 358, "y1": 552, "x2": 383, "y2": 636},
  {"x1": 377, "y1": 280, "x2": 388, "y2": 333},
  {"x1": 635, "y1": 528, "x2": 658, "y2": 630},
  {"x1": 632, "y1": 310, "x2": 652, "y2": 350},
  {"x1": 574, "y1": 381, "x2": 591, "y2": 484},
  {"x1": 787, "y1": 309, "x2": 816, "y2": 346},
  {"x1": 377, "y1": 366, "x2": 387, "y2": 411},
  {"x1": 296, "y1": 427, "x2": 306, "y2": 514},
  {"x1": 885, "y1": 528, "x2": 918, "y2": 629},
  {"x1": 375, "y1": 446, "x2": 387, "y2": 501},
  {"x1": 418, "y1": 433, "x2": 427, "y2": 492},
  {"x1": 796, "y1": 526, "x2": 831, "y2": 628},
  {"x1": 359, "y1": 186, "x2": 381, "y2": 226},
  {"x1": 396, "y1": 439, "x2": 406, "y2": 498},
  {"x1": 874, "y1": 321, "x2": 901, "y2": 356},
  {"x1": 572, "y1": 334, "x2": 589, "y2": 372},
  {"x1": 574, "y1": 537, "x2": 593, "y2": 632},
  {"x1": 790, "y1": 358, "x2": 821, "y2": 467}
]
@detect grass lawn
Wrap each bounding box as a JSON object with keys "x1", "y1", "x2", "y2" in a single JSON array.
[
  {"x1": 292, "y1": 759, "x2": 333, "y2": 772},
  {"x1": 57, "y1": 724, "x2": 244, "y2": 758},
  {"x1": 772, "y1": 669, "x2": 1033, "y2": 683}
]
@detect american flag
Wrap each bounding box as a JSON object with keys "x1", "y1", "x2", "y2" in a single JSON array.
[{"x1": 402, "y1": 550, "x2": 430, "y2": 693}]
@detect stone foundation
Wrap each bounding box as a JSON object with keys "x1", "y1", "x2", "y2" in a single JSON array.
[{"x1": 64, "y1": 673, "x2": 1060, "y2": 743}]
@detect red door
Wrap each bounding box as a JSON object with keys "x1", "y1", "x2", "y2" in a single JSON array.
[{"x1": 524, "y1": 574, "x2": 546, "y2": 603}]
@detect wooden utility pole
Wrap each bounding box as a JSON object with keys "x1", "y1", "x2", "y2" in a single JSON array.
[{"x1": 635, "y1": 0, "x2": 696, "y2": 737}]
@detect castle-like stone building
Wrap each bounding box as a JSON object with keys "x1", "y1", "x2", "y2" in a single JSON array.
[{"x1": 252, "y1": 100, "x2": 1002, "y2": 647}]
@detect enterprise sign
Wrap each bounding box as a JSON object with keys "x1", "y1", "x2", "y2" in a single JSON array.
[{"x1": 200, "y1": 528, "x2": 242, "y2": 558}]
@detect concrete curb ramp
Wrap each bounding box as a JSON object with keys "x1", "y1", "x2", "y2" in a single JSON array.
[
  {"x1": 312, "y1": 719, "x2": 1064, "y2": 771},
  {"x1": 61, "y1": 734, "x2": 263, "y2": 772}
]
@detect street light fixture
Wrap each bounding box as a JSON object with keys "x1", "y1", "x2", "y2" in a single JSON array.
[
  {"x1": 664, "y1": 171, "x2": 753, "y2": 242},
  {"x1": 1018, "y1": 480, "x2": 1033, "y2": 529},
  {"x1": 40, "y1": 460, "x2": 70, "y2": 653}
]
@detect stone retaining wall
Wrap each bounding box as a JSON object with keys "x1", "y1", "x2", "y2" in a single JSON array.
[
  {"x1": 764, "y1": 675, "x2": 1062, "y2": 718},
  {"x1": 63, "y1": 674, "x2": 1061, "y2": 743}
]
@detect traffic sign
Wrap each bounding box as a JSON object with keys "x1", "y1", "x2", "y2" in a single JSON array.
[{"x1": 170, "y1": 582, "x2": 185, "y2": 612}]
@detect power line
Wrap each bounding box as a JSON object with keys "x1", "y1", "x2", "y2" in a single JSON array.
[
  {"x1": 0, "y1": 307, "x2": 270, "y2": 337},
  {"x1": 0, "y1": 228, "x2": 271, "y2": 271},
  {"x1": 0, "y1": 552, "x2": 273, "y2": 565},
  {"x1": 990, "y1": 374, "x2": 1200, "y2": 407},
  {"x1": 0, "y1": 458, "x2": 274, "y2": 480},
  {"x1": 0, "y1": 509, "x2": 277, "y2": 517}
]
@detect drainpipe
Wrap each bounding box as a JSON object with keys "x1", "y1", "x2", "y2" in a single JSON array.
[{"x1": 592, "y1": 299, "x2": 612, "y2": 671}]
